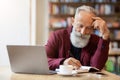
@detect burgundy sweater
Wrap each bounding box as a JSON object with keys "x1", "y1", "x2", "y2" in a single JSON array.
[{"x1": 45, "y1": 26, "x2": 110, "y2": 70}]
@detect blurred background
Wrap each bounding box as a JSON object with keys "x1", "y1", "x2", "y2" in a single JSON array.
[{"x1": 0, "y1": 0, "x2": 120, "y2": 75}]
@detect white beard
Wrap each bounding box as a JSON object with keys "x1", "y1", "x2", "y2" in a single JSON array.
[{"x1": 70, "y1": 27, "x2": 91, "y2": 48}]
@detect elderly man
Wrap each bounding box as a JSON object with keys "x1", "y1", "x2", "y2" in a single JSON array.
[{"x1": 46, "y1": 5, "x2": 110, "y2": 70}]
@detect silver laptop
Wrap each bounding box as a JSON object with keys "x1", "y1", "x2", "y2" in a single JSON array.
[{"x1": 7, "y1": 45, "x2": 56, "y2": 74}]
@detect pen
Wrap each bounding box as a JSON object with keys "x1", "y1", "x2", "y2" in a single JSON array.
[{"x1": 68, "y1": 50, "x2": 80, "y2": 68}]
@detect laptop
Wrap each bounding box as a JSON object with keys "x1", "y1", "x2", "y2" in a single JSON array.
[{"x1": 7, "y1": 45, "x2": 56, "y2": 74}]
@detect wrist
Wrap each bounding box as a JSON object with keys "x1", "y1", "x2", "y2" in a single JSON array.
[
  {"x1": 102, "y1": 34, "x2": 109, "y2": 40},
  {"x1": 102, "y1": 29, "x2": 110, "y2": 40},
  {"x1": 60, "y1": 59, "x2": 65, "y2": 65}
]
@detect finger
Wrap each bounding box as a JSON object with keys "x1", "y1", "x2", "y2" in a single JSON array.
[
  {"x1": 99, "y1": 21, "x2": 105, "y2": 33},
  {"x1": 99, "y1": 25, "x2": 105, "y2": 34},
  {"x1": 68, "y1": 58, "x2": 81, "y2": 68},
  {"x1": 92, "y1": 21, "x2": 99, "y2": 29},
  {"x1": 74, "y1": 60, "x2": 81, "y2": 67},
  {"x1": 63, "y1": 58, "x2": 71, "y2": 65},
  {"x1": 68, "y1": 59, "x2": 76, "y2": 66},
  {"x1": 92, "y1": 17, "x2": 102, "y2": 20},
  {"x1": 70, "y1": 59, "x2": 81, "y2": 68},
  {"x1": 71, "y1": 61, "x2": 80, "y2": 69},
  {"x1": 72, "y1": 58, "x2": 81, "y2": 67}
]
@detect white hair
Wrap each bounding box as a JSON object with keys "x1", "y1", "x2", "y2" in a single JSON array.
[
  {"x1": 70, "y1": 27, "x2": 90, "y2": 48},
  {"x1": 75, "y1": 5, "x2": 97, "y2": 18}
]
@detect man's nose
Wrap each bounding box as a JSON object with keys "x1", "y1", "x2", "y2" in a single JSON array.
[{"x1": 81, "y1": 28, "x2": 86, "y2": 35}]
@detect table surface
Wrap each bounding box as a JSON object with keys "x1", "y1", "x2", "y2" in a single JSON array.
[{"x1": 0, "y1": 66, "x2": 120, "y2": 80}]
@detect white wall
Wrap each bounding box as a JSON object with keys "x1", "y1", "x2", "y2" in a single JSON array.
[
  {"x1": 0, "y1": 0, "x2": 30, "y2": 66},
  {"x1": 30, "y1": 0, "x2": 49, "y2": 45},
  {"x1": 35, "y1": 0, "x2": 49, "y2": 45},
  {"x1": 0, "y1": 0, "x2": 49, "y2": 66}
]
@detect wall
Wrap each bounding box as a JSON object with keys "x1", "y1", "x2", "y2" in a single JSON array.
[
  {"x1": 35, "y1": 0, "x2": 49, "y2": 45},
  {"x1": 0, "y1": 0, "x2": 49, "y2": 66},
  {"x1": 0, "y1": 0, "x2": 30, "y2": 66},
  {"x1": 30, "y1": 0, "x2": 49, "y2": 45}
]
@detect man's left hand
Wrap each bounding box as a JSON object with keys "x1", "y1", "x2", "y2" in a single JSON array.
[{"x1": 92, "y1": 17, "x2": 110, "y2": 40}]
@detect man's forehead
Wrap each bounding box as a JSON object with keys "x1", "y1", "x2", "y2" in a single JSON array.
[
  {"x1": 75, "y1": 11, "x2": 95, "y2": 19},
  {"x1": 75, "y1": 15, "x2": 94, "y2": 26},
  {"x1": 74, "y1": 17, "x2": 93, "y2": 24}
]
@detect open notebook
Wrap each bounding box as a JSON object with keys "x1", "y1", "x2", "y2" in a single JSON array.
[
  {"x1": 56, "y1": 66, "x2": 100, "y2": 74},
  {"x1": 76, "y1": 66, "x2": 100, "y2": 73}
]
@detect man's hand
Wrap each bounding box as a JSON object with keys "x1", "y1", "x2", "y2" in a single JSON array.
[
  {"x1": 92, "y1": 17, "x2": 110, "y2": 40},
  {"x1": 63, "y1": 57, "x2": 82, "y2": 69}
]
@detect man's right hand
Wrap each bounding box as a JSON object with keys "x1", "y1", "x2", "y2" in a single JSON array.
[{"x1": 63, "y1": 57, "x2": 82, "y2": 69}]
